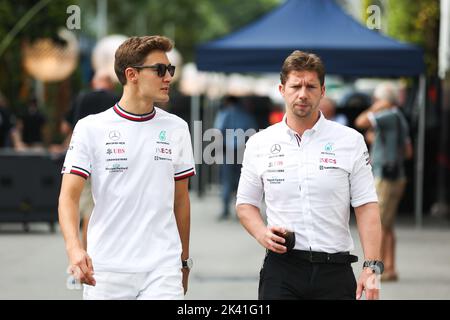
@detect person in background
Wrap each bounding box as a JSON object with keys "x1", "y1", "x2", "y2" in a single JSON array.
[
  {"x1": 319, "y1": 96, "x2": 348, "y2": 126},
  {"x1": 0, "y1": 92, "x2": 15, "y2": 148},
  {"x1": 268, "y1": 103, "x2": 285, "y2": 125},
  {"x1": 12, "y1": 97, "x2": 47, "y2": 151},
  {"x1": 355, "y1": 81, "x2": 413, "y2": 282},
  {"x1": 214, "y1": 95, "x2": 257, "y2": 220},
  {"x1": 60, "y1": 70, "x2": 120, "y2": 150}
]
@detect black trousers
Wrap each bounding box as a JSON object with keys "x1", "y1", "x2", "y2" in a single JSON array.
[{"x1": 258, "y1": 251, "x2": 357, "y2": 300}]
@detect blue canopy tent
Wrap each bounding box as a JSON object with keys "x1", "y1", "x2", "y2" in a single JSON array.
[
  {"x1": 195, "y1": 0, "x2": 426, "y2": 225},
  {"x1": 196, "y1": 0, "x2": 424, "y2": 76}
]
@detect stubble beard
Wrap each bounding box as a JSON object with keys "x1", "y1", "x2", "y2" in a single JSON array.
[
  {"x1": 291, "y1": 104, "x2": 311, "y2": 119},
  {"x1": 291, "y1": 102, "x2": 321, "y2": 121}
]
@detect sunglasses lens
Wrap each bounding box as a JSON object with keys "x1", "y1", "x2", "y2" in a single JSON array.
[
  {"x1": 168, "y1": 65, "x2": 175, "y2": 77},
  {"x1": 156, "y1": 64, "x2": 175, "y2": 77},
  {"x1": 157, "y1": 64, "x2": 166, "y2": 77}
]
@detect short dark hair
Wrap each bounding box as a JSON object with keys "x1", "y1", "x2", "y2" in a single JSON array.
[
  {"x1": 223, "y1": 95, "x2": 239, "y2": 105},
  {"x1": 114, "y1": 35, "x2": 173, "y2": 85},
  {"x1": 280, "y1": 50, "x2": 325, "y2": 86}
]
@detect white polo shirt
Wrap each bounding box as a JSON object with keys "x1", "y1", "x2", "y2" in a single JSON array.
[
  {"x1": 62, "y1": 104, "x2": 195, "y2": 272},
  {"x1": 236, "y1": 113, "x2": 377, "y2": 253}
]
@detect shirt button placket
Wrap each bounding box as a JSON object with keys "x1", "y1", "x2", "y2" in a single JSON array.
[{"x1": 304, "y1": 139, "x2": 314, "y2": 248}]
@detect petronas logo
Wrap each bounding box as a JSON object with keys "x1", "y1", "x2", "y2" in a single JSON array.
[
  {"x1": 325, "y1": 143, "x2": 333, "y2": 152},
  {"x1": 159, "y1": 130, "x2": 167, "y2": 141}
]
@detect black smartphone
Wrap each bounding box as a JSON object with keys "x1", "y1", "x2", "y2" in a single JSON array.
[{"x1": 274, "y1": 230, "x2": 296, "y2": 252}]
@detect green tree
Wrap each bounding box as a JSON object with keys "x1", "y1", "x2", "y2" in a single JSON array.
[
  {"x1": 0, "y1": 0, "x2": 282, "y2": 143},
  {"x1": 77, "y1": 0, "x2": 281, "y2": 62},
  {"x1": 0, "y1": 0, "x2": 73, "y2": 108},
  {"x1": 363, "y1": 0, "x2": 439, "y2": 76},
  {"x1": 386, "y1": 0, "x2": 439, "y2": 77}
]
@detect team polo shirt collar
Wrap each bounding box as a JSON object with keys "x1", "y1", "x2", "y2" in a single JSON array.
[
  {"x1": 280, "y1": 111, "x2": 326, "y2": 143},
  {"x1": 113, "y1": 103, "x2": 156, "y2": 122},
  {"x1": 309, "y1": 111, "x2": 326, "y2": 134}
]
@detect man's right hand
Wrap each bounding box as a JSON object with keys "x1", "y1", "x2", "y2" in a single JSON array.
[
  {"x1": 370, "y1": 99, "x2": 391, "y2": 113},
  {"x1": 67, "y1": 247, "x2": 96, "y2": 286},
  {"x1": 256, "y1": 226, "x2": 288, "y2": 254}
]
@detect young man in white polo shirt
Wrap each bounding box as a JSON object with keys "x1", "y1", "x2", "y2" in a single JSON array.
[
  {"x1": 58, "y1": 36, "x2": 195, "y2": 299},
  {"x1": 236, "y1": 50, "x2": 383, "y2": 300}
]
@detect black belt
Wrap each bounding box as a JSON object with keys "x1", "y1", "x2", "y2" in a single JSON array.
[{"x1": 271, "y1": 250, "x2": 358, "y2": 264}]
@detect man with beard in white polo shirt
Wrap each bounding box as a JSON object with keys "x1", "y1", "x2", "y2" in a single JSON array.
[
  {"x1": 236, "y1": 50, "x2": 383, "y2": 300},
  {"x1": 58, "y1": 36, "x2": 195, "y2": 299}
]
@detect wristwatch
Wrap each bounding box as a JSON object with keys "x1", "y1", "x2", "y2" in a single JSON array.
[
  {"x1": 363, "y1": 260, "x2": 384, "y2": 274},
  {"x1": 182, "y1": 258, "x2": 193, "y2": 270}
]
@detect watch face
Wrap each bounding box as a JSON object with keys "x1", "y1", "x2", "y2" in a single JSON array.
[
  {"x1": 183, "y1": 258, "x2": 193, "y2": 269},
  {"x1": 364, "y1": 260, "x2": 384, "y2": 274},
  {"x1": 375, "y1": 261, "x2": 384, "y2": 274}
]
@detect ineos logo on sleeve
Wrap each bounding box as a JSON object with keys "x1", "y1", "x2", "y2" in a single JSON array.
[
  {"x1": 109, "y1": 130, "x2": 121, "y2": 141},
  {"x1": 270, "y1": 144, "x2": 281, "y2": 154}
]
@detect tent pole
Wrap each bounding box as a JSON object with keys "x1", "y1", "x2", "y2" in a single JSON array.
[
  {"x1": 415, "y1": 75, "x2": 426, "y2": 228},
  {"x1": 191, "y1": 94, "x2": 201, "y2": 197}
]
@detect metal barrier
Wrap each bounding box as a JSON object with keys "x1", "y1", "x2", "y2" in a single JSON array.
[{"x1": 0, "y1": 150, "x2": 63, "y2": 232}]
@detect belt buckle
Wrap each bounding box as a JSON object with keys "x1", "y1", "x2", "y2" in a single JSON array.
[
  {"x1": 309, "y1": 251, "x2": 323, "y2": 263},
  {"x1": 309, "y1": 251, "x2": 331, "y2": 263}
]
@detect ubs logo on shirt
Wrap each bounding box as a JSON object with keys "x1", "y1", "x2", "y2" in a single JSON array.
[
  {"x1": 268, "y1": 160, "x2": 283, "y2": 168},
  {"x1": 106, "y1": 148, "x2": 125, "y2": 155}
]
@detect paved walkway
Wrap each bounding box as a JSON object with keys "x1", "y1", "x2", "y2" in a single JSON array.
[{"x1": 1, "y1": 190, "x2": 449, "y2": 300}]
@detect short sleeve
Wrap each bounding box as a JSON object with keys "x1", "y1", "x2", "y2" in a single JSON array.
[
  {"x1": 173, "y1": 124, "x2": 195, "y2": 181},
  {"x1": 399, "y1": 113, "x2": 411, "y2": 145},
  {"x1": 367, "y1": 112, "x2": 377, "y2": 128},
  {"x1": 61, "y1": 119, "x2": 92, "y2": 179},
  {"x1": 349, "y1": 134, "x2": 378, "y2": 207},
  {"x1": 372, "y1": 110, "x2": 392, "y2": 130},
  {"x1": 236, "y1": 136, "x2": 264, "y2": 208}
]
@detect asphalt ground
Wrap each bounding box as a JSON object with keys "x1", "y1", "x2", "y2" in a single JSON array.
[{"x1": 0, "y1": 191, "x2": 449, "y2": 300}]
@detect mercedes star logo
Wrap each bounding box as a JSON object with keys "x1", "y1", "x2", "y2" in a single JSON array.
[
  {"x1": 109, "y1": 130, "x2": 121, "y2": 141},
  {"x1": 270, "y1": 144, "x2": 281, "y2": 154}
]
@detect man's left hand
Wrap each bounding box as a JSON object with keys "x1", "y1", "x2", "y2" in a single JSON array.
[
  {"x1": 182, "y1": 268, "x2": 190, "y2": 295},
  {"x1": 356, "y1": 268, "x2": 380, "y2": 300}
]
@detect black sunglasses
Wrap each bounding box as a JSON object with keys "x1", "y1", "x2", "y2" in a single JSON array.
[{"x1": 131, "y1": 63, "x2": 176, "y2": 77}]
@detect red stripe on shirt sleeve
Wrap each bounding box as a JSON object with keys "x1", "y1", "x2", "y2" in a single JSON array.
[
  {"x1": 174, "y1": 170, "x2": 195, "y2": 181},
  {"x1": 69, "y1": 169, "x2": 88, "y2": 179}
]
